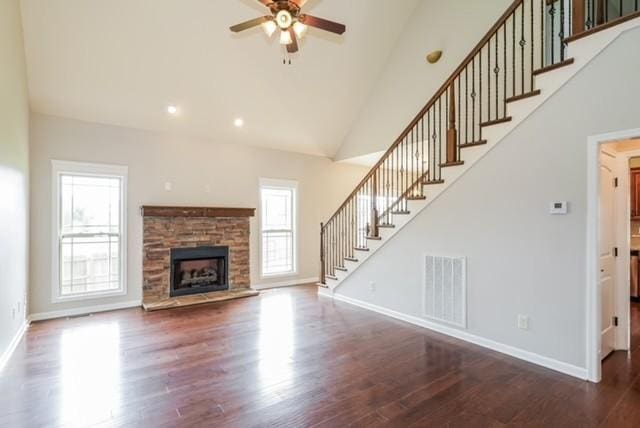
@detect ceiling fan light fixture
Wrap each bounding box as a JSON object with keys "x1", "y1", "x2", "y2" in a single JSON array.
[
  {"x1": 276, "y1": 10, "x2": 293, "y2": 29},
  {"x1": 262, "y1": 20, "x2": 277, "y2": 37},
  {"x1": 279, "y1": 29, "x2": 292, "y2": 45},
  {"x1": 293, "y1": 21, "x2": 307, "y2": 38}
]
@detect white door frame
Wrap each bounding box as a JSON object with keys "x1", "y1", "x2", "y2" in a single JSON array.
[{"x1": 587, "y1": 127, "x2": 640, "y2": 383}]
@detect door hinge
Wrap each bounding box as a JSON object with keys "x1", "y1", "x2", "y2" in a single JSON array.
[
  {"x1": 613, "y1": 316, "x2": 619, "y2": 327},
  {"x1": 614, "y1": 177, "x2": 619, "y2": 187},
  {"x1": 614, "y1": 247, "x2": 619, "y2": 257}
]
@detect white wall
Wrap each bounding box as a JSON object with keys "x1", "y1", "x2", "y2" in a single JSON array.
[
  {"x1": 29, "y1": 114, "x2": 367, "y2": 316},
  {"x1": 335, "y1": 0, "x2": 511, "y2": 160},
  {"x1": 0, "y1": 0, "x2": 30, "y2": 359},
  {"x1": 335, "y1": 26, "x2": 640, "y2": 370}
]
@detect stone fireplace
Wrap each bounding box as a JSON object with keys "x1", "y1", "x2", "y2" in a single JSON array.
[{"x1": 141, "y1": 206, "x2": 258, "y2": 310}]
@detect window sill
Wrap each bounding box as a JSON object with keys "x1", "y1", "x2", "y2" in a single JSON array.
[
  {"x1": 260, "y1": 272, "x2": 298, "y2": 280},
  {"x1": 52, "y1": 288, "x2": 127, "y2": 304}
]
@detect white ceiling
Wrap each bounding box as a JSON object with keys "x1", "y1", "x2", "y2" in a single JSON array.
[{"x1": 20, "y1": 0, "x2": 419, "y2": 157}]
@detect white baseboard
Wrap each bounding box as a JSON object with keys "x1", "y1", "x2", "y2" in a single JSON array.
[
  {"x1": 253, "y1": 277, "x2": 319, "y2": 290},
  {"x1": 319, "y1": 288, "x2": 588, "y2": 380},
  {"x1": 29, "y1": 300, "x2": 142, "y2": 322},
  {"x1": 0, "y1": 319, "x2": 30, "y2": 373}
]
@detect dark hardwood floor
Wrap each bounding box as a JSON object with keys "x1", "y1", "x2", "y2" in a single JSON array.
[{"x1": 1, "y1": 286, "x2": 640, "y2": 427}]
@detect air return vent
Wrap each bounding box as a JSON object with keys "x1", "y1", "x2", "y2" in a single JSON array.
[{"x1": 423, "y1": 255, "x2": 467, "y2": 328}]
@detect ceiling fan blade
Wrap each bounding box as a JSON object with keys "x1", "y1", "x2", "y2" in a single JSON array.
[
  {"x1": 299, "y1": 14, "x2": 346, "y2": 35},
  {"x1": 230, "y1": 16, "x2": 272, "y2": 32},
  {"x1": 257, "y1": 0, "x2": 273, "y2": 5},
  {"x1": 290, "y1": 0, "x2": 308, "y2": 6},
  {"x1": 287, "y1": 28, "x2": 299, "y2": 53}
]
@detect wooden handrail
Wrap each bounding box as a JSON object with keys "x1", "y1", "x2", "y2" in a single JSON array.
[{"x1": 323, "y1": 0, "x2": 525, "y2": 229}]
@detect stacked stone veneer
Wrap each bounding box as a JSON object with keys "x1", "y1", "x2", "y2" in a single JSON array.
[{"x1": 143, "y1": 216, "x2": 250, "y2": 303}]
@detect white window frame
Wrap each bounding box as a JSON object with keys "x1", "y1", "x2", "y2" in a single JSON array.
[
  {"x1": 259, "y1": 178, "x2": 298, "y2": 279},
  {"x1": 51, "y1": 160, "x2": 128, "y2": 303}
]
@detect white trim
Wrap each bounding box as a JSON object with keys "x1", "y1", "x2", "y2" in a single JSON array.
[
  {"x1": 258, "y1": 177, "x2": 298, "y2": 278},
  {"x1": 319, "y1": 288, "x2": 588, "y2": 380},
  {"x1": 0, "y1": 320, "x2": 30, "y2": 373},
  {"x1": 28, "y1": 300, "x2": 141, "y2": 322},
  {"x1": 252, "y1": 276, "x2": 319, "y2": 290},
  {"x1": 50, "y1": 160, "x2": 128, "y2": 303},
  {"x1": 586, "y1": 128, "x2": 640, "y2": 383}
]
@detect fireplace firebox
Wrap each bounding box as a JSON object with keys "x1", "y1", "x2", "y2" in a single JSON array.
[{"x1": 170, "y1": 246, "x2": 229, "y2": 297}]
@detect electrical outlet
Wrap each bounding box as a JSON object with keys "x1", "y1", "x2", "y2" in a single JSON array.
[
  {"x1": 517, "y1": 314, "x2": 529, "y2": 330},
  {"x1": 204, "y1": 184, "x2": 211, "y2": 193},
  {"x1": 12, "y1": 307, "x2": 15, "y2": 320},
  {"x1": 369, "y1": 282, "x2": 376, "y2": 292},
  {"x1": 164, "y1": 181, "x2": 172, "y2": 191},
  {"x1": 17, "y1": 301, "x2": 21, "y2": 314}
]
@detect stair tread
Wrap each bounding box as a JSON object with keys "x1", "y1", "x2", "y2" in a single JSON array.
[
  {"x1": 422, "y1": 179, "x2": 445, "y2": 185},
  {"x1": 406, "y1": 195, "x2": 426, "y2": 200},
  {"x1": 532, "y1": 58, "x2": 574, "y2": 76},
  {"x1": 345, "y1": 257, "x2": 359, "y2": 262},
  {"x1": 505, "y1": 90, "x2": 541, "y2": 103},
  {"x1": 460, "y1": 140, "x2": 487, "y2": 148},
  {"x1": 378, "y1": 224, "x2": 395, "y2": 228},
  {"x1": 335, "y1": 266, "x2": 348, "y2": 272},
  {"x1": 440, "y1": 161, "x2": 464, "y2": 167},
  {"x1": 480, "y1": 116, "x2": 512, "y2": 127},
  {"x1": 366, "y1": 236, "x2": 382, "y2": 241},
  {"x1": 354, "y1": 247, "x2": 370, "y2": 252},
  {"x1": 391, "y1": 210, "x2": 411, "y2": 215},
  {"x1": 326, "y1": 275, "x2": 338, "y2": 281}
]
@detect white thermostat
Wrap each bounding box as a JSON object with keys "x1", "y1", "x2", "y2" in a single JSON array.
[{"x1": 549, "y1": 201, "x2": 568, "y2": 215}]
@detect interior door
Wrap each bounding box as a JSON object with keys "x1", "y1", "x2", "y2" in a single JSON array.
[{"x1": 599, "y1": 150, "x2": 617, "y2": 359}]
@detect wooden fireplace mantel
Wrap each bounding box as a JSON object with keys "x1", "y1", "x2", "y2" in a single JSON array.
[{"x1": 141, "y1": 206, "x2": 255, "y2": 218}]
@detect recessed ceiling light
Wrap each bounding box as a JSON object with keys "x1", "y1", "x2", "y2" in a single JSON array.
[
  {"x1": 234, "y1": 118, "x2": 244, "y2": 128},
  {"x1": 167, "y1": 105, "x2": 178, "y2": 115}
]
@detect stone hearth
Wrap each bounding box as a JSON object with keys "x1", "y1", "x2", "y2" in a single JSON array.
[{"x1": 141, "y1": 206, "x2": 257, "y2": 310}]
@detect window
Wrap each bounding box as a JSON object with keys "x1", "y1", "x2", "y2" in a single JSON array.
[
  {"x1": 260, "y1": 179, "x2": 297, "y2": 277},
  {"x1": 51, "y1": 161, "x2": 127, "y2": 302}
]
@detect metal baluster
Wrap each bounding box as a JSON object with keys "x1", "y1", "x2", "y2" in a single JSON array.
[
  {"x1": 472, "y1": 57, "x2": 477, "y2": 142},
  {"x1": 438, "y1": 97, "x2": 442, "y2": 179},
  {"x1": 503, "y1": 22, "x2": 506, "y2": 115},
  {"x1": 521, "y1": 3, "x2": 526, "y2": 92},
  {"x1": 487, "y1": 40, "x2": 491, "y2": 121},
  {"x1": 495, "y1": 31, "x2": 500, "y2": 117},
  {"x1": 541, "y1": 0, "x2": 545, "y2": 67},
  {"x1": 479, "y1": 48, "x2": 483, "y2": 133},
  {"x1": 531, "y1": 0, "x2": 535, "y2": 91},
  {"x1": 465, "y1": 65, "x2": 469, "y2": 144},
  {"x1": 512, "y1": 11, "x2": 516, "y2": 97},
  {"x1": 560, "y1": 0, "x2": 566, "y2": 61},
  {"x1": 620, "y1": 0, "x2": 624, "y2": 17}
]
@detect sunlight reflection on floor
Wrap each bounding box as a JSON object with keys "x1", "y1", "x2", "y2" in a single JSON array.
[
  {"x1": 60, "y1": 322, "x2": 121, "y2": 427},
  {"x1": 258, "y1": 292, "x2": 295, "y2": 391}
]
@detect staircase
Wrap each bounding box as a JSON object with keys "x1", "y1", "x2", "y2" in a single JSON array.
[{"x1": 320, "y1": 0, "x2": 640, "y2": 290}]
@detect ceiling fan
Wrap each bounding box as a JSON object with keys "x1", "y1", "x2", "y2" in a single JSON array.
[{"x1": 230, "y1": 0, "x2": 346, "y2": 54}]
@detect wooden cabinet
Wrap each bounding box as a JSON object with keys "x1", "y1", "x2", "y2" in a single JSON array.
[{"x1": 631, "y1": 169, "x2": 640, "y2": 218}]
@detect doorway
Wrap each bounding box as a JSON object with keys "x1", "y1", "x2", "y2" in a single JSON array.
[{"x1": 588, "y1": 129, "x2": 640, "y2": 382}]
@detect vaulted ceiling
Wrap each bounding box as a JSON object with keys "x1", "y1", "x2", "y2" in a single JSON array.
[{"x1": 20, "y1": 0, "x2": 419, "y2": 157}]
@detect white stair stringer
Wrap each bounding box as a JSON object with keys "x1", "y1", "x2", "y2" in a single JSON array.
[{"x1": 325, "y1": 17, "x2": 640, "y2": 292}]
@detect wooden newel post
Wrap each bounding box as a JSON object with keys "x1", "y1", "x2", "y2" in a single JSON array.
[
  {"x1": 320, "y1": 222, "x2": 325, "y2": 284},
  {"x1": 370, "y1": 173, "x2": 379, "y2": 237},
  {"x1": 447, "y1": 84, "x2": 458, "y2": 164},
  {"x1": 572, "y1": 0, "x2": 586, "y2": 35}
]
